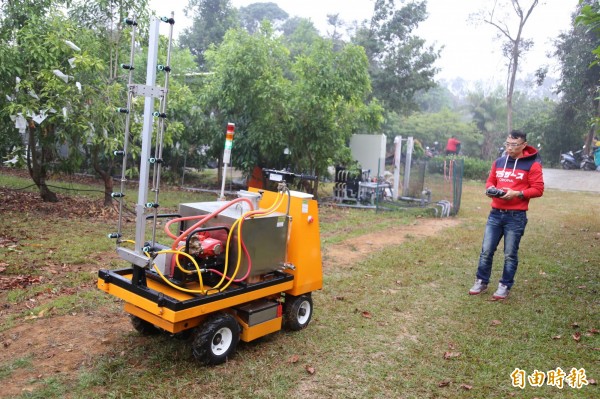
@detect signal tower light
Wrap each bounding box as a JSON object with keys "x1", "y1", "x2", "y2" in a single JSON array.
[{"x1": 219, "y1": 123, "x2": 235, "y2": 201}]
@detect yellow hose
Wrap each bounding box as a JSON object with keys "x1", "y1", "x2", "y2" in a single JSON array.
[
  {"x1": 148, "y1": 249, "x2": 207, "y2": 294},
  {"x1": 172, "y1": 246, "x2": 194, "y2": 275}
]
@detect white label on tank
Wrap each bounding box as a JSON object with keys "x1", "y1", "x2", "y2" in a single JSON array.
[
  {"x1": 277, "y1": 216, "x2": 285, "y2": 227},
  {"x1": 302, "y1": 200, "x2": 308, "y2": 213}
]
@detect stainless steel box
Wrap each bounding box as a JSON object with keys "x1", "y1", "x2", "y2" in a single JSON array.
[{"x1": 178, "y1": 202, "x2": 288, "y2": 279}]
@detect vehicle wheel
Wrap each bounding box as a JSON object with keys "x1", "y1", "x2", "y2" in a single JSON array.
[
  {"x1": 192, "y1": 313, "x2": 240, "y2": 365},
  {"x1": 130, "y1": 315, "x2": 161, "y2": 335},
  {"x1": 283, "y1": 294, "x2": 313, "y2": 331},
  {"x1": 583, "y1": 163, "x2": 595, "y2": 171}
]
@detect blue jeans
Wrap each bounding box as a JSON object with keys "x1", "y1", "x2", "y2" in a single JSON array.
[{"x1": 476, "y1": 209, "x2": 528, "y2": 289}]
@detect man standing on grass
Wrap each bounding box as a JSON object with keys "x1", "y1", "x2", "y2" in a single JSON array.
[{"x1": 469, "y1": 130, "x2": 544, "y2": 300}]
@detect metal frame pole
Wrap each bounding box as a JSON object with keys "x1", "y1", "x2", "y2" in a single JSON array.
[
  {"x1": 134, "y1": 17, "x2": 160, "y2": 254},
  {"x1": 402, "y1": 137, "x2": 414, "y2": 197},
  {"x1": 393, "y1": 136, "x2": 402, "y2": 201}
]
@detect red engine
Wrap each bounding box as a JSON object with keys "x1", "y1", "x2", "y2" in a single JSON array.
[{"x1": 196, "y1": 235, "x2": 223, "y2": 258}]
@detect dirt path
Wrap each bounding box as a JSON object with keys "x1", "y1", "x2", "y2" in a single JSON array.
[
  {"x1": 323, "y1": 217, "x2": 461, "y2": 269},
  {"x1": 0, "y1": 313, "x2": 131, "y2": 397}
]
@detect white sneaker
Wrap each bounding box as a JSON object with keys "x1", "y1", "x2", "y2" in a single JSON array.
[
  {"x1": 469, "y1": 279, "x2": 488, "y2": 295},
  {"x1": 492, "y1": 283, "x2": 510, "y2": 300}
]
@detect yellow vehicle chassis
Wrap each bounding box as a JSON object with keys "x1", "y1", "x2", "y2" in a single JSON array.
[{"x1": 98, "y1": 267, "x2": 294, "y2": 340}]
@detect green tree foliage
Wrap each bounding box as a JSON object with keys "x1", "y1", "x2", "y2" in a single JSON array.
[
  {"x1": 536, "y1": 0, "x2": 600, "y2": 164},
  {"x1": 202, "y1": 23, "x2": 383, "y2": 192},
  {"x1": 511, "y1": 92, "x2": 554, "y2": 158},
  {"x1": 572, "y1": 0, "x2": 600, "y2": 152},
  {"x1": 280, "y1": 17, "x2": 321, "y2": 58},
  {"x1": 352, "y1": 0, "x2": 439, "y2": 115},
  {"x1": 179, "y1": 0, "x2": 239, "y2": 70},
  {"x1": 414, "y1": 85, "x2": 458, "y2": 114},
  {"x1": 64, "y1": 0, "x2": 153, "y2": 205},
  {"x1": 0, "y1": 0, "x2": 70, "y2": 165},
  {"x1": 0, "y1": 0, "x2": 67, "y2": 35},
  {"x1": 479, "y1": 0, "x2": 540, "y2": 133},
  {"x1": 466, "y1": 87, "x2": 507, "y2": 159},
  {"x1": 238, "y1": 1, "x2": 288, "y2": 34},
  {"x1": 1, "y1": 12, "x2": 104, "y2": 201},
  {"x1": 201, "y1": 23, "x2": 291, "y2": 181},
  {"x1": 286, "y1": 38, "x2": 384, "y2": 191},
  {"x1": 394, "y1": 108, "x2": 480, "y2": 157}
]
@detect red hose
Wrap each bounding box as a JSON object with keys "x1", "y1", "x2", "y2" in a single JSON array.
[{"x1": 165, "y1": 197, "x2": 254, "y2": 250}]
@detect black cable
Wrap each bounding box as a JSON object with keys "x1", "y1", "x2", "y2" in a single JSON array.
[
  {"x1": 8, "y1": 183, "x2": 105, "y2": 194},
  {"x1": 3, "y1": 182, "x2": 137, "y2": 215}
]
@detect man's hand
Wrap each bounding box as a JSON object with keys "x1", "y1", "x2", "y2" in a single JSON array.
[{"x1": 501, "y1": 188, "x2": 520, "y2": 200}]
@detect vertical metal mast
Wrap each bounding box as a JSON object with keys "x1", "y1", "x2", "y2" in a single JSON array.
[
  {"x1": 149, "y1": 12, "x2": 175, "y2": 247},
  {"x1": 110, "y1": 16, "x2": 138, "y2": 242},
  {"x1": 133, "y1": 17, "x2": 160, "y2": 256}
]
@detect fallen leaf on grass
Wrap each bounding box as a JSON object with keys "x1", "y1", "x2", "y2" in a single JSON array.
[
  {"x1": 490, "y1": 320, "x2": 502, "y2": 326},
  {"x1": 460, "y1": 384, "x2": 473, "y2": 390},
  {"x1": 305, "y1": 365, "x2": 316, "y2": 375},
  {"x1": 361, "y1": 311, "x2": 372, "y2": 319},
  {"x1": 552, "y1": 335, "x2": 562, "y2": 340},
  {"x1": 572, "y1": 332, "x2": 581, "y2": 342},
  {"x1": 589, "y1": 379, "x2": 597, "y2": 385},
  {"x1": 334, "y1": 296, "x2": 345, "y2": 301},
  {"x1": 438, "y1": 380, "x2": 451, "y2": 387},
  {"x1": 443, "y1": 352, "x2": 461, "y2": 360},
  {"x1": 588, "y1": 328, "x2": 599, "y2": 334},
  {"x1": 288, "y1": 355, "x2": 300, "y2": 364},
  {"x1": 571, "y1": 322, "x2": 580, "y2": 328},
  {"x1": 0, "y1": 275, "x2": 42, "y2": 290}
]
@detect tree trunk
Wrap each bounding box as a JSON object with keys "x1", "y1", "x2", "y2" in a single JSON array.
[
  {"x1": 585, "y1": 98, "x2": 600, "y2": 155},
  {"x1": 506, "y1": 28, "x2": 521, "y2": 134},
  {"x1": 26, "y1": 122, "x2": 58, "y2": 202},
  {"x1": 485, "y1": 0, "x2": 539, "y2": 134},
  {"x1": 313, "y1": 178, "x2": 320, "y2": 201},
  {"x1": 91, "y1": 148, "x2": 115, "y2": 207},
  {"x1": 97, "y1": 169, "x2": 114, "y2": 207}
]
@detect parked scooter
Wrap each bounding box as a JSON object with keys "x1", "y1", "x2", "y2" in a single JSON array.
[
  {"x1": 560, "y1": 149, "x2": 583, "y2": 170},
  {"x1": 561, "y1": 147, "x2": 598, "y2": 170},
  {"x1": 580, "y1": 153, "x2": 596, "y2": 171}
]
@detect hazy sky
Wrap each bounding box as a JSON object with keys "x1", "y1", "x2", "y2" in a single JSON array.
[{"x1": 148, "y1": 0, "x2": 578, "y2": 84}]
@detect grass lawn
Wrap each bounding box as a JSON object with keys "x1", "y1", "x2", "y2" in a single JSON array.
[{"x1": 0, "y1": 170, "x2": 598, "y2": 398}]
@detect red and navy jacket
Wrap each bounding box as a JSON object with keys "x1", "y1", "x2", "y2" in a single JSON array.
[{"x1": 485, "y1": 145, "x2": 544, "y2": 211}]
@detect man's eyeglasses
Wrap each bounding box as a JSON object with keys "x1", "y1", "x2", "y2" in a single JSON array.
[{"x1": 504, "y1": 141, "x2": 525, "y2": 148}]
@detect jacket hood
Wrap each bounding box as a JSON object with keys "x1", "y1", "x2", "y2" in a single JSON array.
[{"x1": 519, "y1": 144, "x2": 539, "y2": 160}]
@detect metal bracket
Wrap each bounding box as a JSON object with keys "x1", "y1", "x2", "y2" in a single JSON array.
[
  {"x1": 129, "y1": 84, "x2": 167, "y2": 98},
  {"x1": 116, "y1": 247, "x2": 152, "y2": 268}
]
